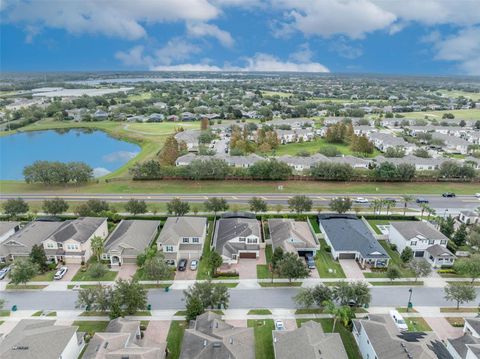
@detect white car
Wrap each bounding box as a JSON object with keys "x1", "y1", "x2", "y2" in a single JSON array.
[
  {"x1": 190, "y1": 260, "x2": 198, "y2": 271},
  {"x1": 475, "y1": 193, "x2": 480, "y2": 198},
  {"x1": 54, "y1": 266, "x2": 68, "y2": 280},
  {"x1": 389, "y1": 310, "x2": 408, "y2": 331},
  {"x1": 275, "y1": 320, "x2": 285, "y2": 331},
  {"x1": 354, "y1": 197, "x2": 369, "y2": 204}
]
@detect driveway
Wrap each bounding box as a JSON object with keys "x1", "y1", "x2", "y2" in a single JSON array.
[
  {"x1": 143, "y1": 320, "x2": 171, "y2": 345},
  {"x1": 60, "y1": 264, "x2": 81, "y2": 281},
  {"x1": 115, "y1": 264, "x2": 137, "y2": 280},
  {"x1": 175, "y1": 267, "x2": 197, "y2": 280},
  {"x1": 424, "y1": 317, "x2": 463, "y2": 340},
  {"x1": 339, "y1": 259, "x2": 365, "y2": 279},
  {"x1": 225, "y1": 319, "x2": 247, "y2": 328}
]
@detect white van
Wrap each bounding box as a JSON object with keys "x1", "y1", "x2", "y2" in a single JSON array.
[{"x1": 389, "y1": 310, "x2": 408, "y2": 331}]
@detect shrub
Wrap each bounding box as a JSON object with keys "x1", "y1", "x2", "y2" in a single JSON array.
[
  {"x1": 213, "y1": 271, "x2": 238, "y2": 278},
  {"x1": 438, "y1": 269, "x2": 456, "y2": 274},
  {"x1": 324, "y1": 245, "x2": 331, "y2": 253},
  {"x1": 88, "y1": 263, "x2": 108, "y2": 279},
  {"x1": 390, "y1": 243, "x2": 397, "y2": 251}
]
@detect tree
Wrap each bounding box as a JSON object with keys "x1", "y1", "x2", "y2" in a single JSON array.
[
  {"x1": 329, "y1": 197, "x2": 352, "y2": 214},
  {"x1": 288, "y1": 195, "x2": 313, "y2": 214},
  {"x1": 159, "y1": 135, "x2": 181, "y2": 165},
  {"x1": 204, "y1": 197, "x2": 229, "y2": 216},
  {"x1": 76, "y1": 199, "x2": 109, "y2": 216},
  {"x1": 114, "y1": 279, "x2": 148, "y2": 315},
  {"x1": 76, "y1": 287, "x2": 97, "y2": 310},
  {"x1": 2, "y1": 198, "x2": 29, "y2": 217},
  {"x1": 29, "y1": 244, "x2": 49, "y2": 273},
  {"x1": 270, "y1": 246, "x2": 284, "y2": 282},
  {"x1": 144, "y1": 253, "x2": 171, "y2": 284},
  {"x1": 440, "y1": 216, "x2": 455, "y2": 238},
  {"x1": 186, "y1": 295, "x2": 205, "y2": 321},
  {"x1": 247, "y1": 160, "x2": 292, "y2": 180},
  {"x1": 400, "y1": 247, "x2": 414, "y2": 263},
  {"x1": 42, "y1": 198, "x2": 69, "y2": 215},
  {"x1": 10, "y1": 259, "x2": 38, "y2": 286},
  {"x1": 323, "y1": 300, "x2": 354, "y2": 333},
  {"x1": 350, "y1": 134, "x2": 374, "y2": 154},
  {"x1": 125, "y1": 199, "x2": 147, "y2": 215},
  {"x1": 333, "y1": 281, "x2": 371, "y2": 308},
  {"x1": 444, "y1": 283, "x2": 476, "y2": 309},
  {"x1": 294, "y1": 288, "x2": 315, "y2": 308},
  {"x1": 90, "y1": 236, "x2": 104, "y2": 262},
  {"x1": 277, "y1": 252, "x2": 310, "y2": 282},
  {"x1": 454, "y1": 255, "x2": 480, "y2": 283},
  {"x1": 310, "y1": 162, "x2": 354, "y2": 181},
  {"x1": 408, "y1": 259, "x2": 432, "y2": 281},
  {"x1": 248, "y1": 197, "x2": 267, "y2": 213},
  {"x1": 208, "y1": 251, "x2": 223, "y2": 276},
  {"x1": 88, "y1": 263, "x2": 108, "y2": 279},
  {"x1": 92, "y1": 285, "x2": 112, "y2": 312},
  {"x1": 184, "y1": 280, "x2": 230, "y2": 313},
  {"x1": 401, "y1": 195, "x2": 414, "y2": 216},
  {"x1": 167, "y1": 198, "x2": 190, "y2": 216},
  {"x1": 387, "y1": 265, "x2": 401, "y2": 281},
  {"x1": 453, "y1": 224, "x2": 468, "y2": 247},
  {"x1": 312, "y1": 284, "x2": 333, "y2": 307}
]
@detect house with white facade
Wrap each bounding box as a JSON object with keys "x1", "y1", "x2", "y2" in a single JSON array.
[
  {"x1": 368, "y1": 132, "x2": 416, "y2": 154},
  {"x1": 432, "y1": 133, "x2": 471, "y2": 154},
  {"x1": 174, "y1": 130, "x2": 201, "y2": 152},
  {"x1": 447, "y1": 318, "x2": 480, "y2": 359},
  {"x1": 459, "y1": 211, "x2": 480, "y2": 225},
  {"x1": 389, "y1": 221, "x2": 454, "y2": 267},
  {"x1": 157, "y1": 217, "x2": 207, "y2": 266},
  {"x1": 374, "y1": 155, "x2": 448, "y2": 171}
]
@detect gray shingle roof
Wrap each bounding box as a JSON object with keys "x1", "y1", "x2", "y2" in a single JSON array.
[
  {"x1": 318, "y1": 214, "x2": 389, "y2": 259},
  {"x1": 425, "y1": 244, "x2": 454, "y2": 258},
  {"x1": 268, "y1": 219, "x2": 318, "y2": 253},
  {"x1": 213, "y1": 217, "x2": 261, "y2": 258},
  {"x1": 0, "y1": 221, "x2": 20, "y2": 238},
  {"x1": 51, "y1": 217, "x2": 107, "y2": 244},
  {"x1": 448, "y1": 334, "x2": 480, "y2": 359},
  {"x1": 104, "y1": 220, "x2": 160, "y2": 255},
  {"x1": 390, "y1": 221, "x2": 448, "y2": 241},
  {"x1": 466, "y1": 318, "x2": 480, "y2": 336},
  {"x1": 158, "y1": 217, "x2": 207, "y2": 246}
]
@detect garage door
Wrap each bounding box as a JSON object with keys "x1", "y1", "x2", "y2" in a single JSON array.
[
  {"x1": 338, "y1": 253, "x2": 356, "y2": 259},
  {"x1": 239, "y1": 252, "x2": 257, "y2": 259},
  {"x1": 298, "y1": 251, "x2": 314, "y2": 258}
]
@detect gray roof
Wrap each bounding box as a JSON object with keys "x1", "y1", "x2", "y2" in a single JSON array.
[
  {"x1": 158, "y1": 217, "x2": 207, "y2": 246},
  {"x1": 213, "y1": 217, "x2": 261, "y2": 258},
  {"x1": 105, "y1": 220, "x2": 160, "y2": 255},
  {"x1": 374, "y1": 155, "x2": 447, "y2": 168},
  {"x1": 425, "y1": 244, "x2": 454, "y2": 258},
  {"x1": 432, "y1": 132, "x2": 471, "y2": 146},
  {"x1": 390, "y1": 221, "x2": 448, "y2": 241},
  {"x1": 174, "y1": 129, "x2": 201, "y2": 144},
  {"x1": 0, "y1": 221, "x2": 20, "y2": 238},
  {"x1": 180, "y1": 312, "x2": 255, "y2": 359},
  {"x1": 318, "y1": 214, "x2": 389, "y2": 259},
  {"x1": 268, "y1": 219, "x2": 318, "y2": 253},
  {"x1": 0, "y1": 319, "x2": 80, "y2": 359},
  {"x1": 369, "y1": 132, "x2": 414, "y2": 147},
  {"x1": 176, "y1": 153, "x2": 263, "y2": 167},
  {"x1": 273, "y1": 320, "x2": 348, "y2": 359},
  {"x1": 460, "y1": 210, "x2": 479, "y2": 218},
  {"x1": 50, "y1": 217, "x2": 107, "y2": 244},
  {"x1": 448, "y1": 334, "x2": 480, "y2": 359},
  {"x1": 466, "y1": 318, "x2": 480, "y2": 336}
]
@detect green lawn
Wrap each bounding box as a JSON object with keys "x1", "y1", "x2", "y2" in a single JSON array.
[
  {"x1": 0, "y1": 311, "x2": 10, "y2": 317},
  {"x1": 247, "y1": 309, "x2": 272, "y2": 315},
  {"x1": 308, "y1": 216, "x2": 320, "y2": 234},
  {"x1": 258, "y1": 282, "x2": 302, "y2": 287},
  {"x1": 405, "y1": 317, "x2": 432, "y2": 332},
  {"x1": 134, "y1": 267, "x2": 175, "y2": 281},
  {"x1": 367, "y1": 220, "x2": 391, "y2": 235},
  {"x1": 248, "y1": 319, "x2": 275, "y2": 359},
  {"x1": 363, "y1": 241, "x2": 414, "y2": 278},
  {"x1": 315, "y1": 239, "x2": 346, "y2": 278},
  {"x1": 72, "y1": 267, "x2": 118, "y2": 282},
  {"x1": 197, "y1": 221, "x2": 214, "y2": 280},
  {"x1": 274, "y1": 138, "x2": 380, "y2": 158},
  {"x1": 257, "y1": 245, "x2": 278, "y2": 279},
  {"x1": 72, "y1": 321, "x2": 109, "y2": 336},
  {"x1": 32, "y1": 311, "x2": 57, "y2": 317},
  {"x1": 369, "y1": 281, "x2": 423, "y2": 286},
  {"x1": 166, "y1": 321, "x2": 188, "y2": 359},
  {"x1": 398, "y1": 109, "x2": 480, "y2": 120},
  {"x1": 440, "y1": 307, "x2": 479, "y2": 313},
  {"x1": 296, "y1": 319, "x2": 361, "y2": 359},
  {"x1": 5, "y1": 284, "x2": 47, "y2": 290},
  {"x1": 31, "y1": 271, "x2": 55, "y2": 281}
]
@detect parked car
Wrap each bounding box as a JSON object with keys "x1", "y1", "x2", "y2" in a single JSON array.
[
  {"x1": 354, "y1": 197, "x2": 369, "y2": 203},
  {"x1": 416, "y1": 197, "x2": 429, "y2": 204},
  {"x1": 384, "y1": 198, "x2": 397, "y2": 204},
  {"x1": 389, "y1": 310, "x2": 408, "y2": 331},
  {"x1": 305, "y1": 255, "x2": 316, "y2": 270},
  {"x1": 178, "y1": 259, "x2": 188, "y2": 271},
  {"x1": 190, "y1": 260, "x2": 198, "y2": 271},
  {"x1": 442, "y1": 192, "x2": 456, "y2": 198},
  {"x1": 0, "y1": 266, "x2": 11, "y2": 280},
  {"x1": 475, "y1": 193, "x2": 480, "y2": 198},
  {"x1": 54, "y1": 266, "x2": 68, "y2": 280},
  {"x1": 275, "y1": 320, "x2": 285, "y2": 331}
]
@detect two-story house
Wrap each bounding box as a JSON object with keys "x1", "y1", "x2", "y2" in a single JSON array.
[
  {"x1": 43, "y1": 217, "x2": 108, "y2": 264},
  {"x1": 447, "y1": 318, "x2": 480, "y2": 359},
  {"x1": 389, "y1": 221, "x2": 455, "y2": 268},
  {"x1": 157, "y1": 217, "x2": 207, "y2": 266}
]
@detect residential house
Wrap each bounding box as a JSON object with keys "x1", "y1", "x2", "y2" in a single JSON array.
[
  {"x1": 0, "y1": 220, "x2": 64, "y2": 263},
  {"x1": 83, "y1": 318, "x2": 166, "y2": 359},
  {"x1": 0, "y1": 319, "x2": 85, "y2": 359},
  {"x1": 180, "y1": 311, "x2": 255, "y2": 359},
  {"x1": 93, "y1": 109, "x2": 109, "y2": 120},
  {"x1": 318, "y1": 214, "x2": 389, "y2": 268},
  {"x1": 447, "y1": 318, "x2": 480, "y2": 359},
  {"x1": 0, "y1": 221, "x2": 20, "y2": 243},
  {"x1": 213, "y1": 214, "x2": 261, "y2": 264},
  {"x1": 181, "y1": 111, "x2": 196, "y2": 121},
  {"x1": 432, "y1": 133, "x2": 470, "y2": 154},
  {"x1": 103, "y1": 220, "x2": 160, "y2": 266},
  {"x1": 273, "y1": 320, "x2": 348, "y2": 359},
  {"x1": 268, "y1": 218, "x2": 319, "y2": 257},
  {"x1": 459, "y1": 211, "x2": 480, "y2": 225},
  {"x1": 147, "y1": 113, "x2": 165, "y2": 122},
  {"x1": 43, "y1": 217, "x2": 108, "y2": 264},
  {"x1": 175, "y1": 153, "x2": 263, "y2": 168},
  {"x1": 330, "y1": 155, "x2": 371, "y2": 169},
  {"x1": 389, "y1": 221, "x2": 454, "y2": 267},
  {"x1": 157, "y1": 217, "x2": 207, "y2": 266},
  {"x1": 277, "y1": 154, "x2": 330, "y2": 172},
  {"x1": 374, "y1": 155, "x2": 448, "y2": 171},
  {"x1": 353, "y1": 125, "x2": 377, "y2": 136},
  {"x1": 353, "y1": 315, "x2": 437, "y2": 359},
  {"x1": 266, "y1": 118, "x2": 314, "y2": 129},
  {"x1": 464, "y1": 156, "x2": 480, "y2": 169},
  {"x1": 368, "y1": 132, "x2": 416, "y2": 154},
  {"x1": 175, "y1": 130, "x2": 201, "y2": 152}
]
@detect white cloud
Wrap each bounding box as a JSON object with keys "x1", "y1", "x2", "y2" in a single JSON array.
[
  {"x1": 187, "y1": 22, "x2": 234, "y2": 47},
  {"x1": 151, "y1": 63, "x2": 223, "y2": 71},
  {"x1": 154, "y1": 39, "x2": 201, "y2": 65},
  {"x1": 115, "y1": 46, "x2": 152, "y2": 67},
  {"x1": 2, "y1": 0, "x2": 219, "y2": 40},
  {"x1": 289, "y1": 43, "x2": 314, "y2": 63},
  {"x1": 239, "y1": 53, "x2": 329, "y2": 72},
  {"x1": 329, "y1": 38, "x2": 363, "y2": 59}
]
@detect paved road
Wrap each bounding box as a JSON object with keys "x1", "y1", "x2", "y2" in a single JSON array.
[
  {"x1": 1, "y1": 287, "x2": 478, "y2": 310},
  {"x1": 1, "y1": 193, "x2": 478, "y2": 213}
]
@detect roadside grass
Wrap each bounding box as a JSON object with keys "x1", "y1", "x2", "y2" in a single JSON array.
[
  {"x1": 258, "y1": 282, "x2": 302, "y2": 287},
  {"x1": 141, "y1": 283, "x2": 171, "y2": 289},
  {"x1": 446, "y1": 317, "x2": 465, "y2": 327},
  {"x1": 30, "y1": 271, "x2": 55, "y2": 281},
  {"x1": 174, "y1": 310, "x2": 223, "y2": 316},
  {"x1": 73, "y1": 321, "x2": 109, "y2": 336},
  {"x1": 212, "y1": 282, "x2": 238, "y2": 288},
  {"x1": 5, "y1": 284, "x2": 47, "y2": 290},
  {"x1": 72, "y1": 267, "x2": 118, "y2": 282},
  {"x1": 405, "y1": 317, "x2": 432, "y2": 332},
  {"x1": 369, "y1": 281, "x2": 424, "y2": 286},
  {"x1": 197, "y1": 221, "x2": 214, "y2": 280},
  {"x1": 166, "y1": 321, "x2": 188, "y2": 359},
  {"x1": 248, "y1": 319, "x2": 275, "y2": 359},
  {"x1": 295, "y1": 308, "x2": 368, "y2": 314},
  {"x1": 32, "y1": 311, "x2": 57, "y2": 317},
  {"x1": 134, "y1": 267, "x2": 175, "y2": 281},
  {"x1": 440, "y1": 307, "x2": 479, "y2": 313},
  {"x1": 315, "y1": 239, "x2": 346, "y2": 278},
  {"x1": 80, "y1": 311, "x2": 151, "y2": 317},
  {"x1": 0, "y1": 311, "x2": 10, "y2": 317},
  {"x1": 67, "y1": 284, "x2": 105, "y2": 289},
  {"x1": 363, "y1": 241, "x2": 414, "y2": 278},
  {"x1": 446, "y1": 281, "x2": 480, "y2": 286},
  {"x1": 397, "y1": 109, "x2": 480, "y2": 120},
  {"x1": 247, "y1": 309, "x2": 272, "y2": 315},
  {"x1": 296, "y1": 318, "x2": 361, "y2": 359},
  {"x1": 396, "y1": 307, "x2": 418, "y2": 313}
]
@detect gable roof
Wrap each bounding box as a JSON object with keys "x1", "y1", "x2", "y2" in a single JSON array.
[
  {"x1": 0, "y1": 319, "x2": 80, "y2": 359},
  {"x1": 0, "y1": 221, "x2": 20, "y2": 238},
  {"x1": 268, "y1": 219, "x2": 318, "y2": 253},
  {"x1": 318, "y1": 214, "x2": 389, "y2": 259},
  {"x1": 104, "y1": 220, "x2": 160, "y2": 254},
  {"x1": 158, "y1": 217, "x2": 207, "y2": 246},
  {"x1": 213, "y1": 217, "x2": 261, "y2": 258},
  {"x1": 49, "y1": 217, "x2": 107, "y2": 244},
  {"x1": 273, "y1": 320, "x2": 348, "y2": 359},
  {"x1": 390, "y1": 221, "x2": 448, "y2": 241},
  {"x1": 425, "y1": 244, "x2": 455, "y2": 258}
]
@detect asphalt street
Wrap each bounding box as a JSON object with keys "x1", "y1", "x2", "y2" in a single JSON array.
[{"x1": 1, "y1": 287, "x2": 478, "y2": 311}]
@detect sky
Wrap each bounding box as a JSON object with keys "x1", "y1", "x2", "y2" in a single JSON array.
[{"x1": 1, "y1": 0, "x2": 480, "y2": 75}]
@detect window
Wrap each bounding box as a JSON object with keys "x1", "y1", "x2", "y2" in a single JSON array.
[
  {"x1": 428, "y1": 240, "x2": 434, "y2": 245},
  {"x1": 410, "y1": 241, "x2": 417, "y2": 246},
  {"x1": 46, "y1": 242, "x2": 55, "y2": 249},
  {"x1": 101, "y1": 254, "x2": 110, "y2": 260},
  {"x1": 192, "y1": 237, "x2": 200, "y2": 243},
  {"x1": 440, "y1": 240, "x2": 447, "y2": 245},
  {"x1": 165, "y1": 245, "x2": 174, "y2": 252},
  {"x1": 239, "y1": 237, "x2": 246, "y2": 242},
  {"x1": 247, "y1": 238, "x2": 257, "y2": 244},
  {"x1": 182, "y1": 237, "x2": 189, "y2": 243},
  {"x1": 66, "y1": 244, "x2": 78, "y2": 250}
]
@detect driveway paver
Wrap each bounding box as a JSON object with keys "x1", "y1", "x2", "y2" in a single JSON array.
[
  {"x1": 143, "y1": 320, "x2": 171, "y2": 345},
  {"x1": 115, "y1": 264, "x2": 137, "y2": 280},
  {"x1": 225, "y1": 319, "x2": 247, "y2": 328},
  {"x1": 174, "y1": 267, "x2": 197, "y2": 280},
  {"x1": 339, "y1": 259, "x2": 365, "y2": 279},
  {"x1": 60, "y1": 264, "x2": 81, "y2": 281},
  {"x1": 424, "y1": 317, "x2": 463, "y2": 340}
]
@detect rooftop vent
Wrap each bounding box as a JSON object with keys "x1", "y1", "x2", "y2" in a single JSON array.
[
  {"x1": 213, "y1": 343, "x2": 222, "y2": 348},
  {"x1": 12, "y1": 346, "x2": 29, "y2": 350}
]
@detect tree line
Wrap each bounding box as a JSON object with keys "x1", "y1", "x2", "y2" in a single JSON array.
[{"x1": 23, "y1": 160, "x2": 93, "y2": 184}]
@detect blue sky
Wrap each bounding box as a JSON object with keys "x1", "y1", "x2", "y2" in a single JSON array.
[{"x1": 1, "y1": 0, "x2": 480, "y2": 75}]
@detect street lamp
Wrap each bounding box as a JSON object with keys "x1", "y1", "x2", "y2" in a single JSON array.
[
  {"x1": 406, "y1": 288, "x2": 413, "y2": 312},
  {"x1": 444, "y1": 209, "x2": 449, "y2": 219}
]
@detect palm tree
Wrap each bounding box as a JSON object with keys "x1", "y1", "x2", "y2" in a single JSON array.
[
  {"x1": 426, "y1": 206, "x2": 436, "y2": 220},
  {"x1": 420, "y1": 203, "x2": 429, "y2": 218},
  {"x1": 323, "y1": 300, "x2": 353, "y2": 332},
  {"x1": 90, "y1": 236, "x2": 104, "y2": 262},
  {"x1": 385, "y1": 200, "x2": 394, "y2": 215},
  {"x1": 401, "y1": 195, "x2": 414, "y2": 216},
  {"x1": 370, "y1": 199, "x2": 382, "y2": 215}
]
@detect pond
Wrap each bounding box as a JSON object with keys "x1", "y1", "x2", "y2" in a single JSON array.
[{"x1": 0, "y1": 129, "x2": 140, "y2": 180}]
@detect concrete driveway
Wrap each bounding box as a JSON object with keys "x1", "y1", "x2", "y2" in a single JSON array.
[
  {"x1": 115, "y1": 264, "x2": 137, "y2": 280},
  {"x1": 143, "y1": 320, "x2": 171, "y2": 345},
  {"x1": 60, "y1": 264, "x2": 81, "y2": 281},
  {"x1": 424, "y1": 317, "x2": 463, "y2": 340},
  {"x1": 175, "y1": 267, "x2": 197, "y2": 280},
  {"x1": 339, "y1": 259, "x2": 365, "y2": 279}
]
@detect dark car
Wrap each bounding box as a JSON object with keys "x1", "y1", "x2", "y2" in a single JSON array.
[
  {"x1": 384, "y1": 198, "x2": 397, "y2": 204},
  {"x1": 305, "y1": 254, "x2": 316, "y2": 270},
  {"x1": 416, "y1": 198, "x2": 429, "y2": 204},
  {"x1": 178, "y1": 259, "x2": 188, "y2": 271},
  {"x1": 442, "y1": 192, "x2": 456, "y2": 198}
]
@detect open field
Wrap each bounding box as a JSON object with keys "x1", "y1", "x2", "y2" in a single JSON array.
[
  {"x1": 439, "y1": 90, "x2": 480, "y2": 102},
  {"x1": 274, "y1": 137, "x2": 380, "y2": 157},
  {"x1": 398, "y1": 109, "x2": 480, "y2": 120}
]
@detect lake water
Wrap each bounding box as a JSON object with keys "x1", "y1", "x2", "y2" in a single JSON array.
[{"x1": 0, "y1": 129, "x2": 140, "y2": 180}]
